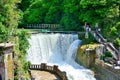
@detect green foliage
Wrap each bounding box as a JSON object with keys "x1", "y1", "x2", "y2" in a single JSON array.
[
  {"x1": 23, "y1": 0, "x2": 47, "y2": 24},
  {"x1": 23, "y1": 61, "x2": 31, "y2": 73},
  {"x1": 104, "y1": 51, "x2": 112, "y2": 57},
  {"x1": 14, "y1": 76, "x2": 18, "y2": 80},
  {"x1": 110, "y1": 27, "x2": 118, "y2": 36},
  {"x1": 20, "y1": 0, "x2": 31, "y2": 11},
  {"x1": 21, "y1": 0, "x2": 120, "y2": 34},
  {"x1": 0, "y1": 0, "x2": 21, "y2": 42},
  {"x1": 114, "y1": 38, "x2": 120, "y2": 46},
  {"x1": 0, "y1": 21, "x2": 8, "y2": 42},
  {"x1": 20, "y1": 0, "x2": 120, "y2": 47},
  {"x1": 100, "y1": 51, "x2": 112, "y2": 60},
  {"x1": 18, "y1": 29, "x2": 30, "y2": 54},
  {"x1": 14, "y1": 67, "x2": 19, "y2": 76},
  {"x1": 0, "y1": 0, "x2": 31, "y2": 79},
  {"x1": 78, "y1": 32, "x2": 97, "y2": 44}
]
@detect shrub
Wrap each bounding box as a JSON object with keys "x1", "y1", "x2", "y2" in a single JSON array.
[{"x1": 100, "y1": 51, "x2": 112, "y2": 60}]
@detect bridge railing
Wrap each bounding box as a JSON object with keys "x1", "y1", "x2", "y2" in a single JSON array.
[
  {"x1": 29, "y1": 63, "x2": 68, "y2": 80},
  {"x1": 25, "y1": 24, "x2": 62, "y2": 29},
  {"x1": 91, "y1": 31, "x2": 119, "y2": 60}
]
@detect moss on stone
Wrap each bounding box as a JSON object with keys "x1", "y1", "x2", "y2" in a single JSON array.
[{"x1": 77, "y1": 44, "x2": 99, "y2": 67}]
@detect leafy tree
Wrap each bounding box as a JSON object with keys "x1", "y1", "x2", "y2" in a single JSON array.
[
  {"x1": 21, "y1": 0, "x2": 120, "y2": 46},
  {"x1": 0, "y1": 22, "x2": 8, "y2": 42},
  {"x1": 44, "y1": 0, "x2": 63, "y2": 24},
  {"x1": 23, "y1": 61, "x2": 31, "y2": 73},
  {"x1": 0, "y1": 0, "x2": 21, "y2": 38},
  {"x1": 23, "y1": 0, "x2": 47, "y2": 24},
  {"x1": 60, "y1": 0, "x2": 82, "y2": 31},
  {"x1": 20, "y1": 0, "x2": 31, "y2": 11}
]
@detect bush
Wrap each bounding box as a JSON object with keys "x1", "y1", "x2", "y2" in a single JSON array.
[
  {"x1": 17, "y1": 29, "x2": 30, "y2": 54},
  {"x1": 114, "y1": 38, "x2": 120, "y2": 46},
  {"x1": 100, "y1": 51, "x2": 112, "y2": 60},
  {"x1": 23, "y1": 61, "x2": 31, "y2": 73},
  {"x1": 0, "y1": 22, "x2": 8, "y2": 42},
  {"x1": 78, "y1": 32, "x2": 97, "y2": 44},
  {"x1": 14, "y1": 67, "x2": 19, "y2": 76}
]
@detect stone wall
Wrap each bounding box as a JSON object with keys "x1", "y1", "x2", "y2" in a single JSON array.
[
  {"x1": 95, "y1": 59, "x2": 120, "y2": 80},
  {"x1": 0, "y1": 43, "x2": 14, "y2": 80},
  {"x1": 76, "y1": 44, "x2": 97, "y2": 68},
  {"x1": 77, "y1": 44, "x2": 120, "y2": 80}
]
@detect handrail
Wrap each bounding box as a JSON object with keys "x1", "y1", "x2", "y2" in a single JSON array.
[
  {"x1": 91, "y1": 31, "x2": 119, "y2": 60},
  {"x1": 25, "y1": 24, "x2": 62, "y2": 29},
  {"x1": 29, "y1": 63, "x2": 68, "y2": 80}
]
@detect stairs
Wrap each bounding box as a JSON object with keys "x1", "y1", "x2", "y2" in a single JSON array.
[{"x1": 90, "y1": 31, "x2": 119, "y2": 60}]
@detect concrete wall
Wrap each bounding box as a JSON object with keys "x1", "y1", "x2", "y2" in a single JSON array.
[
  {"x1": 77, "y1": 44, "x2": 120, "y2": 80},
  {"x1": 95, "y1": 59, "x2": 120, "y2": 80}
]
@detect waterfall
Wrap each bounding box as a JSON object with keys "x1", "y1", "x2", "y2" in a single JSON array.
[{"x1": 26, "y1": 33, "x2": 96, "y2": 80}]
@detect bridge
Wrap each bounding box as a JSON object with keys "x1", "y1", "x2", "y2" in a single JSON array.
[
  {"x1": 25, "y1": 24, "x2": 62, "y2": 30},
  {"x1": 28, "y1": 63, "x2": 68, "y2": 80}
]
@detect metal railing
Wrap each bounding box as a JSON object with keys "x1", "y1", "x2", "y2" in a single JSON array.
[
  {"x1": 25, "y1": 24, "x2": 62, "y2": 29},
  {"x1": 91, "y1": 31, "x2": 119, "y2": 60}
]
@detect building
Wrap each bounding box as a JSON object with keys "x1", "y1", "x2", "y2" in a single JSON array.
[{"x1": 0, "y1": 43, "x2": 14, "y2": 80}]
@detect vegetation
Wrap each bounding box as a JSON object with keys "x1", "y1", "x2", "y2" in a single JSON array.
[
  {"x1": 100, "y1": 51, "x2": 113, "y2": 61},
  {"x1": 78, "y1": 32, "x2": 97, "y2": 44},
  {"x1": 18, "y1": 29, "x2": 30, "y2": 54},
  {"x1": 0, "y1": 0, "x2": 120, "y2": 79},
  {"x1": 19, "y1": 0, "x2": 120, "y2": 46},
  {"x1": 0, "y1": 0, "x2": 30, "y2": 79}
]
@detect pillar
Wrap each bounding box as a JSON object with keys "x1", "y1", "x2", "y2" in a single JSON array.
[
  {"x1": 53, "y1": 65, "x2": 58, "y2": 72},
  {"x1": 85, "y1": 48, "x2": 96, "y2": 67},
  {"x1": 41, "y1": 63, "x2": 46, "y2": 70}
]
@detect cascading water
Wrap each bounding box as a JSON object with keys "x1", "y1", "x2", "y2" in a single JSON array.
[{"x1": 26, "y1": 33, "x2": 96, "y2": 80}]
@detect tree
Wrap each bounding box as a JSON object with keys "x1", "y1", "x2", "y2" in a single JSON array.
[
  {"x1": 0, "y1": 0, "x2": 21, "y2": 37},
  {"x1": 23, "y1": 0, "x2": 48, "y2": 24},
  {"x1": 20, "y1": 0, "x2": 31, "y2": 11}
]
